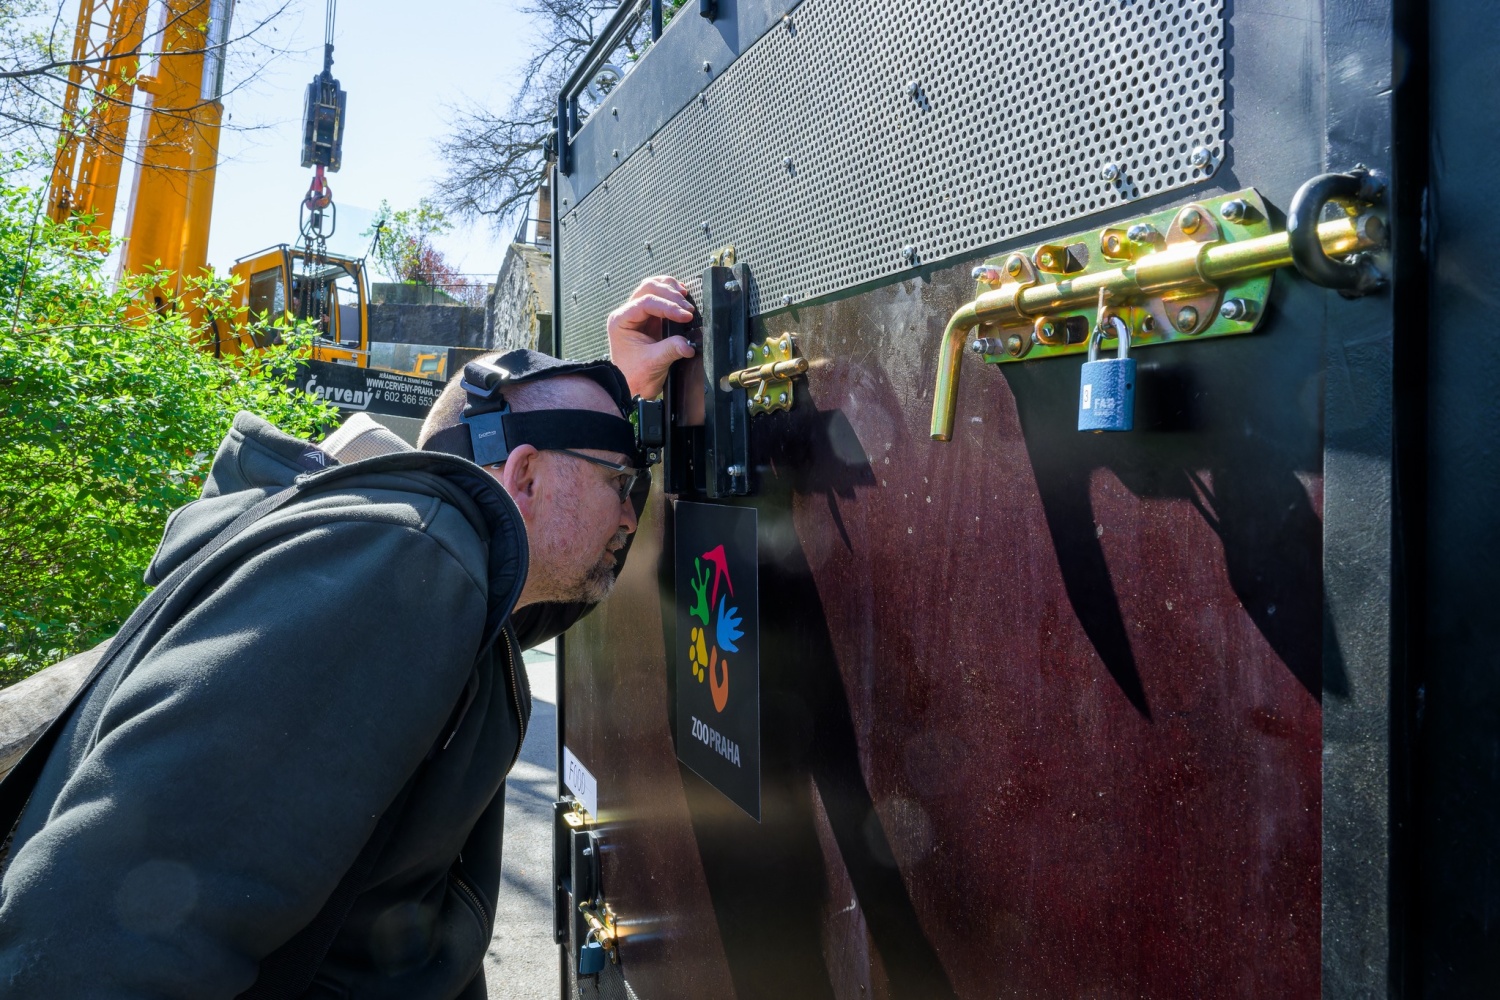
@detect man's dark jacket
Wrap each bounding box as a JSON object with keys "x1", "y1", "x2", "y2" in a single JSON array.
[{"x1": 0, "y1": 412, "x2": 605, "y2": 998}]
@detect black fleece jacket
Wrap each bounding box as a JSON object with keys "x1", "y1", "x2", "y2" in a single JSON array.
[{"x1": 0, "y1": 412, "x2": 620, "y2": 998}]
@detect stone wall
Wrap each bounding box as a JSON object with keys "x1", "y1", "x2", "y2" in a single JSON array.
[{"x1": 487, "y1": 243, "x2": 552, "y2": 354}]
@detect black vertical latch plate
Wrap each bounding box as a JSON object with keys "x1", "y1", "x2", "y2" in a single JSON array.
[{"x1": 701, "y1": 262, "x2": 750, "y2": 498}]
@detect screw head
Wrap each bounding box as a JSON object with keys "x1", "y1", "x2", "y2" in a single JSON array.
[
  {"x1": 1006, "y1": 256, "x2": 1023, "y2": 277},
  {"x1": 701, "y1": 221, "x2": 710, "y2": 233},
  {"x1": 1039, "y1": 252, "x2": 1056, "y2": 268},
  {"x1": 900, "y1": 245, "x2": 916, "y2": 262},
  {"x1": 778, "y1": 392, "x2": 788, "y2": 404},
  {"x1": 746, "y1": 398, "x2": 755, "y2": 410},
  {"x1": 1190, "y1": 146, "x2": 1212, "y2": 168},
  {"x1": 1220, "y1": 199, "x2": 1248, "y2": 223},
  {"x1": 1040, "y1": 322, "x2": 1057, "y2": 341},
  {"x1": 1141, "y1": 314, "x2": 1156, "y2": 332},
  {"x1": 1101, "y1": 162, "x2": 1122, "y2": 182},
  {"x1": 1005, "y1": 334, "x2": 1024, "y2": 356},
  {"x1": 747, "y1": 349, "x2": 755, "y2": 360},
  {"x1": 644, "y1": 241, "x2": 651, "y2": 251},
  {"x1": 1127, "y1": 223, "x2": 1156, "y2": 243},
  {"x1": 1104, "y1": 234, "x2": 1122, "y2": 254},
  {"x1": 703, "y1": 61, "x2": 712, "y2": 72},
  {"x1": 783, "y1": 156, "x2": 794, "y2": 170},
  {"x1": 612, "y1": 148, "x2": 619, "y2": 158},
  {"x1": 603, "y1": 273, "x2": 610, "y2": 282},
  {"x1": 1180, "y1": 208, "x2": 1201, "y2": 234},
  {"x1": 727, "y1": 464, "x2": 746, "y2": 477},
  {"x1": 907, "y1": 81, "x2": 920, "y2": 96},
  {"x1": 611, "y1": 107, "x2": 618, "y2": 117},
  {"x1": 782, "y1": 294, "x2": 793, "y2": 307},
  {"x1": 699, "y1": 93, "x2": 707, "y2": 106},
  {"x1": 1175, "y1": 305, "x2": 1200, "y2": 330}
]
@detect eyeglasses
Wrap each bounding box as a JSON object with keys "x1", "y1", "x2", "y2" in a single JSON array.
[{"x1": 549, "y1": 449, "x2": 640, "y2": 503}]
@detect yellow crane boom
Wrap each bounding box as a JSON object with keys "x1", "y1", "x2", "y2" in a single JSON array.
[{"x1": 47, "y1": 0, "x2": 233, "y2": 304}]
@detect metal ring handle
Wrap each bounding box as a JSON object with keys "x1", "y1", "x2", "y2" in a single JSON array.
[{"x1": 1287, "y1": 170, "x2": 1385, "y2": 295}]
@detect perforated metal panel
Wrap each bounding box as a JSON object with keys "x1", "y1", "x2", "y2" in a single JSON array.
[{"x1": 558, "y1": 0, "x2": 1226, "y2": 358}]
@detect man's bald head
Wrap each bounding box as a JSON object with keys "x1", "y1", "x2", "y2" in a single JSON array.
[{"x1": 417, "y1": 354, "x2": 620, "y2": 452}]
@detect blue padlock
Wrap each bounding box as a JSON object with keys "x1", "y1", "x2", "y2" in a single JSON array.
[
  {"x1": 578, "y1": 937, "x2": 606, "y2": 975},
  {"x1": 1077, "y1": 319, "x2": 1135, "y2": 432}
]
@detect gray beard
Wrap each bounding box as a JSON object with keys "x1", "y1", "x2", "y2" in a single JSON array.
[{"x1": 571, "y1": 527, "x2": 630, "y2": 605}]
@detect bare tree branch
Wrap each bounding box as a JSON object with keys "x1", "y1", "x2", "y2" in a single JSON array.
[{"x1": 1, "y1": 0, "x2": 305, "y2": 168}]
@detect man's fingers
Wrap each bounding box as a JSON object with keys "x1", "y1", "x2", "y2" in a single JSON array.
[
  {"x1": 609, "y1": 294, "x2": 694, "y2": 328},
  {"x1": 637, "y1": 274, "x2": 688, "y2": 296},
  {"x1": 631, "y1": 276, "x2": 693, "y2": 310}
]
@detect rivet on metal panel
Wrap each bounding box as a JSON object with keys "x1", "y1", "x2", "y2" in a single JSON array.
[
  {"x1": 1220, "y1": 298, "x2": 1256, "y2": 321},
  {"x1": 1220, "y1": 198, "x2": 1249, "y2": 223},
  {"x1": 1174, "y1": 306, "x2": 1199, "y2": 331}
]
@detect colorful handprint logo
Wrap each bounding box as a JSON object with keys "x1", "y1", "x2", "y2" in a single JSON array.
[{"x1": 687, "y1": 544, "x2": 743, "y2": 713}]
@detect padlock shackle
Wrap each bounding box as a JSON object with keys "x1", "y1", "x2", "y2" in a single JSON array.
[{"x1": 1087, "y1": 315, "x2": 1131, "y2": 363}]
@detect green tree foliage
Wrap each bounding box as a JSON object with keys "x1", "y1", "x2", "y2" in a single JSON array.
[
  {"x1": 0, "y1": 172, "x2": 337, "y2": 685},
  {"x1": 361, "y1": 198, "x2": 454, "y2": 284}
]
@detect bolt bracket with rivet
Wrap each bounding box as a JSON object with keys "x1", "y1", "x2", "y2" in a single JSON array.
[{"x1": 726, "y1": 332, "x2": 807, "y2": 416}]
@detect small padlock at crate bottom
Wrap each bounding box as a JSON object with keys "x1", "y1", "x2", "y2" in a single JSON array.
[
  {"x1": 578, "y1": 938, "x2": 606, "y2": 975},
  {"x1": 1078, "y1": 319, "x2": 1136, "y2": 433}
]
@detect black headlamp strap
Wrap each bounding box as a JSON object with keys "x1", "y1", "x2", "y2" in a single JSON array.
[
  {"x1": 429, "y1": 407, "x2": 638, "y2": 467},
  {"x1": 499, "y1": 410, "x2": 637, "y2": 457}
]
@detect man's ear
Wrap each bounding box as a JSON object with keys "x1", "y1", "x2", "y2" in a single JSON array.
[{"x1": 497, "y1": 444, "x2": 542, "y2": 518}]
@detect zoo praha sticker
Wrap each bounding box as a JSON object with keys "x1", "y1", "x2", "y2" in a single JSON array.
[{"x1": 674, "y1": 501, "x2": 760, "y2": 821}]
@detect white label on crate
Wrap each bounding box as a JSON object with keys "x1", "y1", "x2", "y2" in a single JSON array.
[{"x1": 562, "y1": 747, "x2": 598, "y2": 819}]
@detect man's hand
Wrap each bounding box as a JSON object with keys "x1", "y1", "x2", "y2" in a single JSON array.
[{"x1": 608, "y1": 275, "x2": 696, "y2": 399}]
